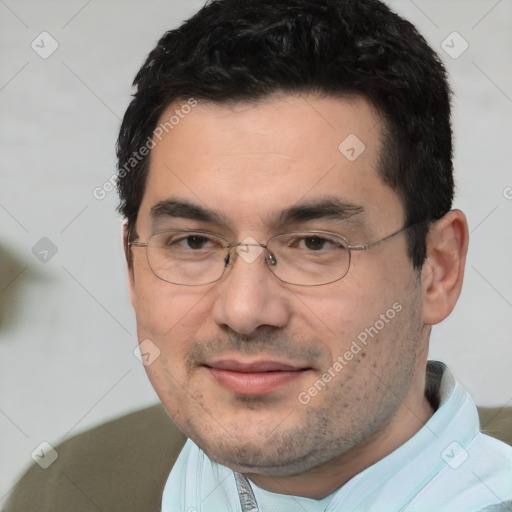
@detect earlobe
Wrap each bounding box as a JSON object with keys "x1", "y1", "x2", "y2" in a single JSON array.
[{"x1": 421, "y1": 209, "x2": 469, "y2": 325}]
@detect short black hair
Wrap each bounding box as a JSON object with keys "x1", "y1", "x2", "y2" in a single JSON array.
[{"x1": 116, "y1": 0, "x2": 453, "y2": 268}]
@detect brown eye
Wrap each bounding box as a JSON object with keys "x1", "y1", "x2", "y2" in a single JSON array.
[
  {"x1": 301, "y1": 236, "x2": 327, "y2": 250},
  {"x1": 295, "y1": 236, "x2": 340, "y2": 251},
  {"x1": 178, "y1": 235, "x2": 211, "y2": 250}
]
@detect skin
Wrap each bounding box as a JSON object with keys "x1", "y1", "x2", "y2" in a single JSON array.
[{"x1": 124, "y1": 93, "x2": 469, "y2": 499}]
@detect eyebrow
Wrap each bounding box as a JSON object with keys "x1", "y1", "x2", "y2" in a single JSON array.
[
  {"x1": 272, "y1": 198, "x2": 365, "y2": 227},
  {"x1": 151, "y1": 199, "x2": 227, "y2": 224},
  {"x1": 150, "y1": 197, "x2": 365, "y2": 229}
]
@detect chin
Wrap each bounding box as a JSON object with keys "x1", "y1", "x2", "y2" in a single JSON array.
[{"x1": 182, "y1": 421, "x2": 334, "y2": 477}]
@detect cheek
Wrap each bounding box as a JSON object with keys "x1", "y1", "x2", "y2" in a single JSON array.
[
  {"x1": 302, "y1": 276, "x2": 406, "y2": 361},
  {"x1": 132, "y1": 280, "x2": 214, "y2": 408},
  {"x1": 132, "y1": 264, "x2": 209, "y2": 336},
  {"x1": 131, "y1": 279, "x2": 217, "y2": 394}
]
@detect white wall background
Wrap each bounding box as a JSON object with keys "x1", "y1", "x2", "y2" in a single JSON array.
[{"x1": 0, "y1": 0, "x2": 511, "y2": 501}]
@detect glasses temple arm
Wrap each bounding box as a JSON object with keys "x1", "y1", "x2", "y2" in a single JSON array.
[{"x1": 348, "y1": 224, "x2": 415, "y2": 252}]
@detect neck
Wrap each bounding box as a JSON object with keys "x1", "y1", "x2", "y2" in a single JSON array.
[{"x1": 245, "y1": 375, "x2": 434, "y2": 499}]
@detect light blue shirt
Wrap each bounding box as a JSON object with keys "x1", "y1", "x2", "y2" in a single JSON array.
[{"x1": 161, "y1": 362, "x2": 512, "y2": 511}]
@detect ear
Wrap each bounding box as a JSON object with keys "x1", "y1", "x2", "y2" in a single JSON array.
[
  {"x1": 421, "y1": 209, "x2": 469, "y2": 325},
  {"x1": 122, "y1": 219, "x2": 136, "y2": 308}
]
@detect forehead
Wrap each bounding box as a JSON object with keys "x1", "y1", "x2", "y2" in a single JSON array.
[{"x1": 138, "y1": 93, "x2": 404, "y2": 235}]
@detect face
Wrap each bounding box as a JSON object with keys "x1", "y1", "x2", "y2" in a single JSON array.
[{"x1": 127, "y1": 94, "x2": 429, "y2": 476}]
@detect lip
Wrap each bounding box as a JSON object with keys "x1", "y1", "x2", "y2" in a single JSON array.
[{"x1": 204, "y1": 359, "x2": 310, "y2": 395}]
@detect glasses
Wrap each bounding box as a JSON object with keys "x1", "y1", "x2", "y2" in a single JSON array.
[{"x1": 128, "y1": 225, "x2": 412, "y2": 287}]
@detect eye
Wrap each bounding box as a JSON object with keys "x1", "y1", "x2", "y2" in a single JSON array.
[
  {"x1": 296, "y1": 235, "x2": 339, "y2": 251},
  {"x1": 175, "y1": 234, "x2": 215, "y2": 250}
]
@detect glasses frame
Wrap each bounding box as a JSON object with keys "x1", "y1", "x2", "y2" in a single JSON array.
[{"x1": 128, "y1": 224, "x2": 413, "y2": 287}]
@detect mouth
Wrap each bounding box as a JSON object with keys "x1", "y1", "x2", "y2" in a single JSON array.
[{"x1": 203, "y1": 359, "x2": 311, "y2": 395}]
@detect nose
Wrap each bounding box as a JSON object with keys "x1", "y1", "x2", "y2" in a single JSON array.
[{"x1": 211, "y1": 243, "x2": 291, "y2": 336}]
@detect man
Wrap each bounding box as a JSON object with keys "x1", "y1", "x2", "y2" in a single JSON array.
[
  {"x1": 117, "y1": 0, "x2": 512, "y2": 509},
  {"x1": 6, "y1": 0, "x2": 512, "y2": 510}
]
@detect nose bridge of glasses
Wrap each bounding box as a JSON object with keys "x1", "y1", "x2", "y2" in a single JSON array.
[
  {"x1": 225, "y1": 240, "x2": 270, "y2": 267},
  {"x1": 228, "y1": 241, "x2": 267, "y2": 249}
]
